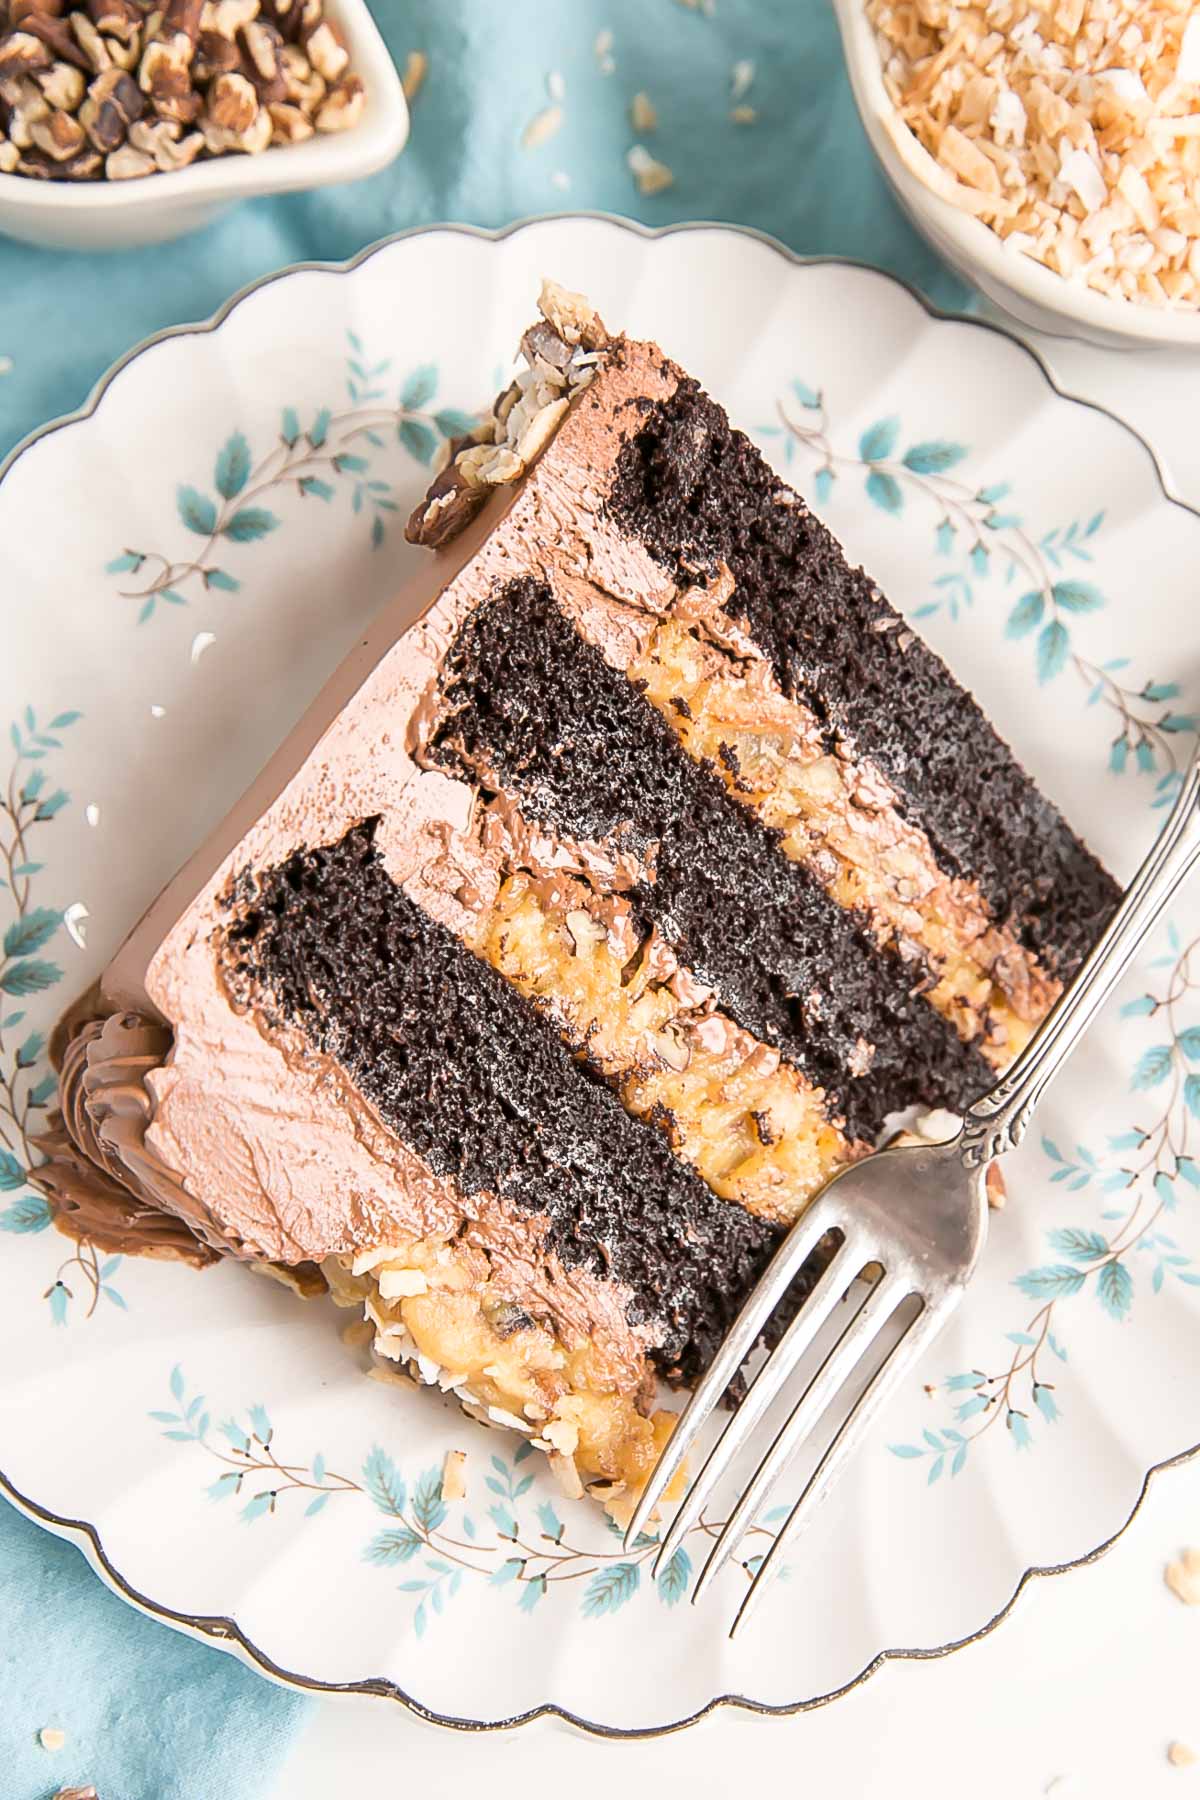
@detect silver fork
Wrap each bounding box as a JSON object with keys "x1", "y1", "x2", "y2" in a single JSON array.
[{"x1": 624, "y1": 738, "x2": 1200, "y2": 1635}]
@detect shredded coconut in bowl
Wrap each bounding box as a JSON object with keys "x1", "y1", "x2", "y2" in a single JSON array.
[{"x1": 867, "y1": 0, "x2": 1200, "y2": 309}]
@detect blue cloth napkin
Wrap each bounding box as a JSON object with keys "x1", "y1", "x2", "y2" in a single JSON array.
[
  {"x1": 0, "y1": 0, "x2": 969, "y2": 467},
  {"x1": 0, "y1": 3, "x2": 969, "y2": 1794},
  {"x1": 0, "y1": 1500, "x2": 309, "y2": 1799}
]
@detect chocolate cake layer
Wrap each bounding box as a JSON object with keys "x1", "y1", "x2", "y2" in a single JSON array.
[
  {"x1": 220, "y1": 817, "x2": 796, "y2": 1384},
  {"x1": 428, "y1": 576, "x2": 994, "y2": 1141},
  {"x1": 606, "y1": 380, "x2": 1121, "y2": 974}
]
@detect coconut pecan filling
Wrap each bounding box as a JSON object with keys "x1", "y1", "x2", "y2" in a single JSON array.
[
  {"x1": 624, "y1": 613, "x2": 1062, "y2": 1063},
  {"x1": 326, "y1": 1239, "x2": 680, "y2": 1519},
  {"x1": 469, "y1": 871, "x2": 862, "y2": 1226}
]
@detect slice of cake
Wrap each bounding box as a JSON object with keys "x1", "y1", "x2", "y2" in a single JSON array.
[{"x1": 33, "y1": 281, "x2": 1118, "y2": 1513}]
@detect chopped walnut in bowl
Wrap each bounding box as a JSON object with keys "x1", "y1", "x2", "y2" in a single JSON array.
[{"x1": 0, "y1": 0, "x2": 405, "y2": 247}]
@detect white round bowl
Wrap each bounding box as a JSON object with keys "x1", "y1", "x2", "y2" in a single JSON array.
[
  {"x1": 0, "y1": 0, "x2": 407, "y2": 252},
  {"x1": 833, "y1": 0, "x2": 1200, "y2": 351}
]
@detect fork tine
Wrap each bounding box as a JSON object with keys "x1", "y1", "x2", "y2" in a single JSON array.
[
  {"x1": 651, "y1": 1228, "x2": 868, "y2": 1579},
  {"x1": 691, "y1": 1270, "x2": 909, "y2": 1607},
  {"x1": 622, "y1": 1198, "x2": 842, "y2": 1551},
  {"x1": 729, "y1": 1296, "x2": 953, "y2": 1637}
]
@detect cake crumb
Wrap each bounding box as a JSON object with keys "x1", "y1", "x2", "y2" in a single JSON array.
[
  {"x1": 39, "y1": 1727, "x2": 66, "y2": 1752},
  {"x1": 52, "y1": 1789, "x2": 98, "y2": 1800},
  {"x1": 730, "y1": 105, "x2": 757, "y2": 125},
  {"x1": 521, "y1": 106, "x2": 563, "y2": 151},
  {"x1": 341, "y1": 1317, "x2": 373, "y2": 1347},
  {"x1": 401, "y1": 52, "x2": 427, "y2": 102},
  {"x1": 630, "y1": 92, "x2": 658, "y2": 133},
  {"x1": 594, "y1": 27, "x2": 615, "y2": 74},
  {"x1": 543, "y1": 1416, "x2": 581, "y2": 1456},
  {"x1": 1169, "y1": 1742, "x2": 1198, "y2": 1768},
  {"x1": 549, "y1": 1450, "x2": 585, "y2": 1499},
  {"x1": 1166, "y1": 1547, "x2": 1200, "y2": 1605},
  {"x1": 367, "y1": 1362, "x2": 418, "y2": 1390},
  {"x1": 441, "y1": 1448, "x2": 467, "y2": 1501},
  {"x1": 627, "y1": 144, "x2": 674, "y2": 195},
  {"x1": 985, "y1": 1163, "x2": 1007, "y2": 1210}
]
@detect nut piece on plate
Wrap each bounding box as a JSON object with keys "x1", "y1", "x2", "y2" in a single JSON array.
[
  {"x1": 0, "y1": 0, "x2": 368, "y2": 180},
  {"x1": 1165, "y1": 1545, "x2": 1200, "y2": 1606},
  {"x1": 441, "y1": 1447, "x2": 467, "y2": 1501}
]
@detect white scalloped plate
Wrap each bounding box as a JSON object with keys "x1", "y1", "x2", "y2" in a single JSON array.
[{"x1": 3, "y1": 218, "x2": 1200, "y2": 1736}]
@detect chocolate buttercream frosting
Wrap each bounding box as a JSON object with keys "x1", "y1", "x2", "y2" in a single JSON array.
[
  {"x1": 31, "y1": 1006, "x2": 221, "y2": 1264},
  {"x1": 33, "y1": 1003, "x2": 328, "y2": 1291}
]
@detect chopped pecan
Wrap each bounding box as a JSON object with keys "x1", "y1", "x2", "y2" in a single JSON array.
[
  {"x1": 278, "y1": 37, "x2": 318, "y2": 106},
  {"x1": 191, "y1": 24, "x2": 234, "y2": 77},
  {"x1": 34, "y1": 56, "x2": 84, "y2": 106},
  {"x1": 128, "y1": 110, "x2": 199, "y2": 163},
  {"x1": 138, "y1": 31, "x2": 199, "y2": 119},
  {"x1": 1, "y1": 0, "x2": 364, "y2": 181},
  {"x1": 405, "y1": 462, "x2": 489, "y2": 548},
  {"x1": 3, "y1": 77, "x2": 47, "y2": 143},
  {"x1": 11, "y1": 0, "x2": 69, "y2": 23},
  {"x1": 80, "y1": 62, "x2": 142, "y2": 145},
  {"x1": 14, "y1": 144, "x2": 57, "y2": 171},
  {"x1": 299, "y1": 10, "x2": 342, "y2": 81},
  {"x1": 238, "y1": 15, "x2": 283, "y2": 98},
  {"x1": 257, "y1": 0, "x2": 300, "y2": 38},
  {"x1": 0, "y1": 29, "x2": 52, "y2": 75},
  {"x1": 104, "y1": 28, "x2": 140, "y2": 69},
  {"x1": 87, "y1": 0, "x2": 140, "y2": 40},
  {"x1": 265, "y1": 94, "x2": 307, "y2": 139},
  {"x1": 28, "y1": 99, "x2": 83, "y2": 153},
  {"x1": 204, "y1": 63, "x2": 250, "y2": 128},
  {"x1": 313, "y1": 66, "x2": 359, "y2": 130},
  {"x1": 159, "y1": 0, "x2": 200, "y2": 42},
  {"x1": 198, "y1": 0, "x2": 256, "y2": 38},
  {"x1": 59, "y1": 141, "x2": 103, "y2": 175},
  {"x1": 104, "y1": 137, "x2": 151, "y2": 172},
  {"x1": 69, "y1": 10, "x2": 112, "y2": 69}
]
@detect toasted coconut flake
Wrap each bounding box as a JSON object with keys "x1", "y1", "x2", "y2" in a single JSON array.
[
  {"x1": 401, "y1": 50, "x2": 426, "y2": 102},
  {"x1": 630, "y1": 89, "x2": 657, "y2": 132},
  {"x1": 1166, "y1": 1545, "x2": 1200, "y2": 1605},
  {"x1": 730, "y1": 57, "x2": 754, "y2": 100},
  {"x1": 627, "y1": 141, "x2": 673, "y2": 194},
  {"x1": 442, "y1": 1448, "x2": 467, "y2": 1500},
  {"x1": 521, "y1": 103, "x2": 562, "y2": 150}
]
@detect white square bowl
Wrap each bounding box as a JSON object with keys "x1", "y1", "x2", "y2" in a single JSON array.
[{"x1": 0, "y1": 0, "x2": 407, "y2": 252}]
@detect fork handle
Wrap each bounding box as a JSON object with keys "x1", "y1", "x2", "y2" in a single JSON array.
[{"x1": 960, "y1": 741, "x2": 1200, "y2": 1168}]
